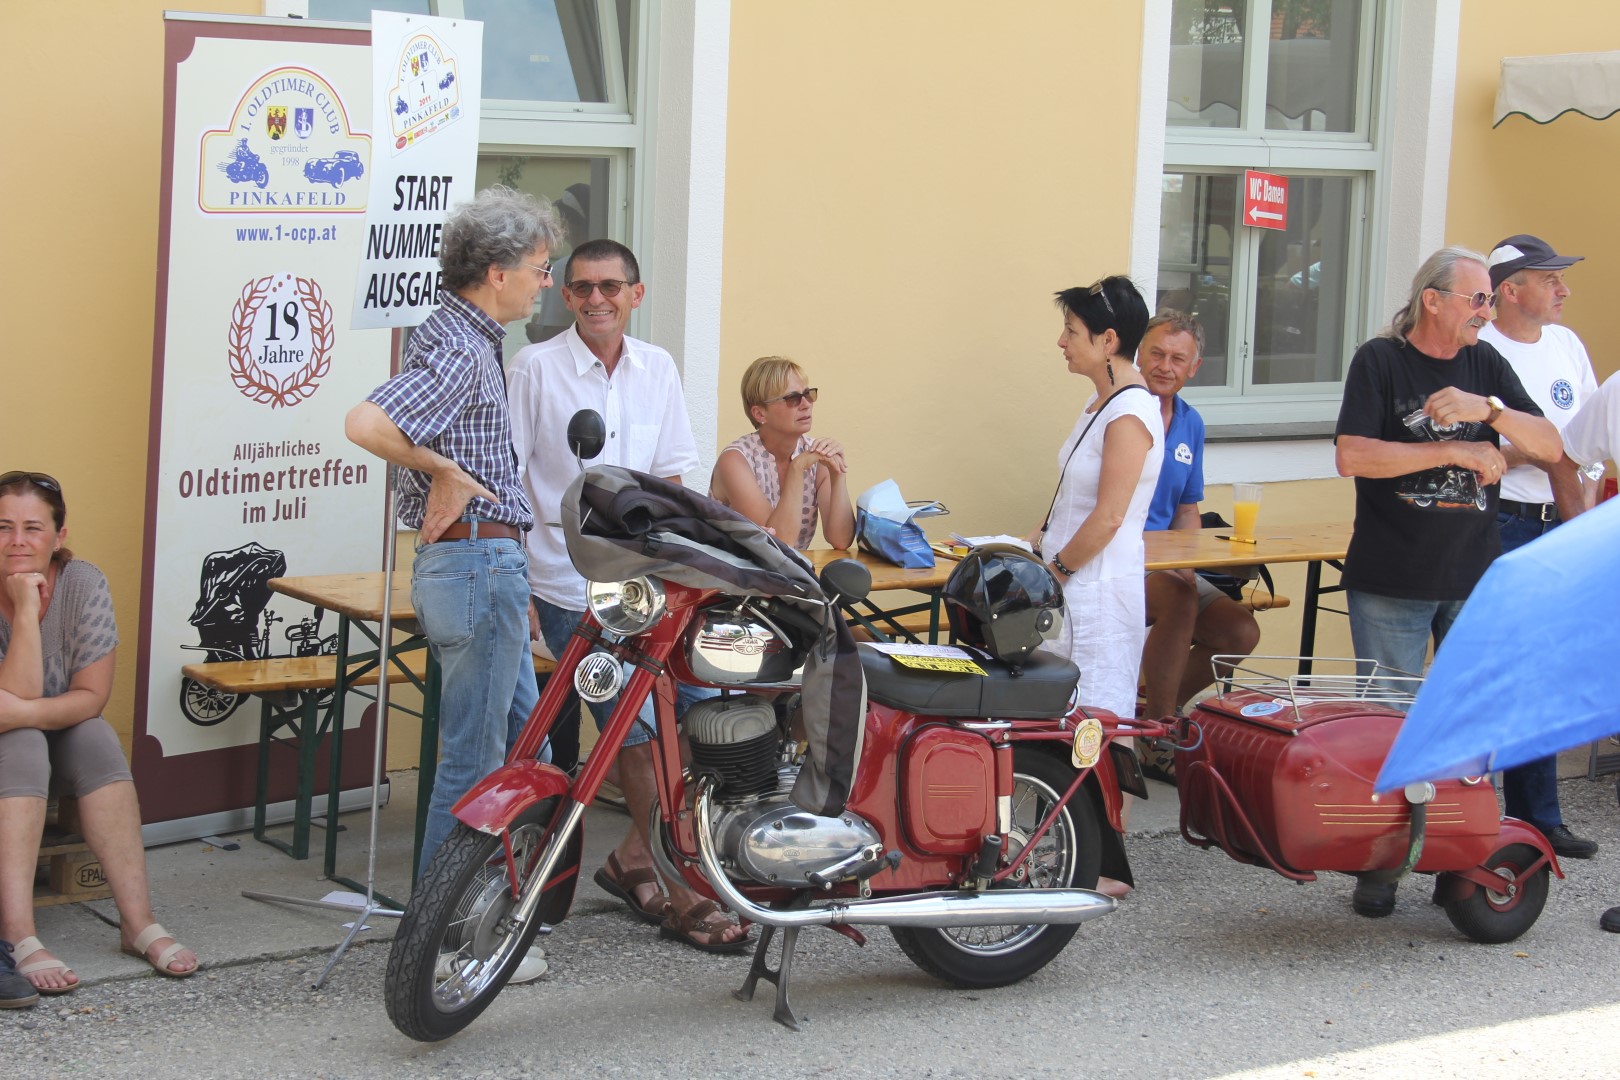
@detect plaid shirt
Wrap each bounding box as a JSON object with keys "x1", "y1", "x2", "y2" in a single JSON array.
[{"x1": 366, "y1": 291, "x2": 533, "y2": 530}]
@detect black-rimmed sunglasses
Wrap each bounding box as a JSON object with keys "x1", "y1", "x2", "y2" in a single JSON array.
[
  {"x1": 761, "y1": 388, "x2": 819, "y2": 408},
  {"x1": 0, "y1": 470, "x2": 62, "y2": 493}
]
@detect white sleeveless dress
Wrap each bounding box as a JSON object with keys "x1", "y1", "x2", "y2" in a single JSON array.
[{"x1": 1039, "y1": 386, "x2": 1163, "y2": 715}]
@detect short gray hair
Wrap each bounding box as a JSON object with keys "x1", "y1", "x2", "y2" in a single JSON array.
[
  {"x1": 440, "y1": 185, "x2": 563, "y2": 293},
  {"x1": 1381, "y1": 246, "x2": 1487, "y2": 343},
  {"x1": 1143, "y1": 310, "x2": 1204, "y2": 357}
]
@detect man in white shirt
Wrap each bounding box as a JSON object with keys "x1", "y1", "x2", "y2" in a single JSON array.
[
  {"x1": 507, "y1": 239, "x2": 747, "y2": 954},
  {"x1": 1479, "y1": 234, "x2": 1600, "y2": 859},
  {"x1": 1558, "y1": 372, "x2": 1620, "y2": 519}
]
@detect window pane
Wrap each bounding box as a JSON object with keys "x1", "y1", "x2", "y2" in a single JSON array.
[
  {"x1": 308, "y1": 0, "x2": 429, "y2": 22},
  {"x1": 1167, "y1": 0, "x2": 1245, "y2": 129},
  {"x1": 1264, "y1": 0, "x2": 1362, "y2": 132},
  {"x1": 464, "y1": 0, "x2": 611, "y2": 103},
  {"x1": 1156, "y1": 172, "x2": 1237, "y2": 388},
  {"x1": 477, "y1": 153, "x2": 614, "y2": 360},
  {"x1": 1251, "y1": 176, "x2": 1353, "y2": 385}
]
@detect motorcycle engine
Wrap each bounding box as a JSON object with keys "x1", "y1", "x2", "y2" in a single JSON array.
[{"x1": 684, "y1": 694, "x2": 881, "y2": 888}]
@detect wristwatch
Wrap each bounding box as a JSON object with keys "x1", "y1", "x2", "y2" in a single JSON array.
[{"x1": 1484, "y1": 395, "x2": 1505, "y2": 425}]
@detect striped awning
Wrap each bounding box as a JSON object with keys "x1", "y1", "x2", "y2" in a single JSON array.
[{"x1": 1494, "y1": 51, "x2": 1620, "y2": 127}]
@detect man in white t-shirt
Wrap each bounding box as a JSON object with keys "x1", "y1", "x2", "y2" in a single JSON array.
[
  {"x1": 508, "y1": 239, "x2": 747, "y2": 953},
  {"x1": 1559, "y1": 372, "x2": 1620, "y2": 518},
  {"x1": 1479, "y1": 233, "x2": 1600, "y2": 859}
]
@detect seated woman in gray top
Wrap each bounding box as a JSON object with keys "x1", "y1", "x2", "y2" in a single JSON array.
[
  {"x1": 0, "y1": 471, "x2": 197, "y2": 998},
  {"x1": 711, "y1": 355, "x2": 855, "y2": 550}
]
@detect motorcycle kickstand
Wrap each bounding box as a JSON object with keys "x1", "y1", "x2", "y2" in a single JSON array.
[{"x1": 734, "y1": 899, "x2": 810, "y2": 1031}]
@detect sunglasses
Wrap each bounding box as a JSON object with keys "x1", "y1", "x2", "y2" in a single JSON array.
[
  {"x1": 524, "y1": 261, "x2": 554, "y2": 279},
  {"x1": 761, "y1": 388, "x2": 819, "y2": 408},
  {"x1": 1089, "y1": 278, "x2": 1116, "y2": 317},
  {"x1": 563, "y1": 278, "x2": 634, "y2": 299},
  {"x1": 0, "y1": 470, "x2": 62, "y2": 494},
  {"x1": 1434, "y1": 288, "x2": 1497, "y2": 310}
]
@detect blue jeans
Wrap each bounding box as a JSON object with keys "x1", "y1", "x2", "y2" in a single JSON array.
[
  {"x1": 1496, "y1": 510, "x2": 1563, "y2": 830},
  {"x1": 532, "y1": 596, "x2": 717, "y2": 748},
  {"x1": 1346, "y1": 590, "x2": 1466, "y2": 685},
  {"x1": 413, "y1": 532, "x2": 539, "y2": 873}
]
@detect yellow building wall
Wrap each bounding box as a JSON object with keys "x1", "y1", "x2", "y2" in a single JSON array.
[
  {"x1": 8, "y1": 1, "x2": 260, "y2": 754},
  {"x1": 1449, "y1": 3, "x2": 1620, "y2": 391}
]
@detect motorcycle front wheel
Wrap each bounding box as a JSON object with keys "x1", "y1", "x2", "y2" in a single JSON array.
[
  {"x1": 892, "y1": 747, "x2": 1101, "y2": 989},
  {"x1": 384, "y1": 800, "x2": 562, "y2": 1042}
]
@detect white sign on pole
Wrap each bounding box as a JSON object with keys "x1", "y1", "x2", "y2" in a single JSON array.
[{"x1": 351, "y1": 12, "x2": 484, "y2": 329}]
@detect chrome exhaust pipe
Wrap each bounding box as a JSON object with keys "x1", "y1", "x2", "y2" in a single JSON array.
[{"x1": 679, "y1": 786, "x2": 1117, "y2": 930}]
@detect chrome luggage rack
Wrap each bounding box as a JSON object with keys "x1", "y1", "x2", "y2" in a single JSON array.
[{"x1": 1208, "y1": 654, "x2": 1424, "y2": 714}]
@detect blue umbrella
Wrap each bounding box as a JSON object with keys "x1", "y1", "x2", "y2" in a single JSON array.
[{"x1": 1376, "y1": 496, "x2": 1620, "y2": 793}]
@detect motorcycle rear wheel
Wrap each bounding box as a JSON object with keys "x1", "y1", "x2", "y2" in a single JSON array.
[
  {"x1": 1440, "y1": 842, "x2": 1550, "y2": 944},
  {"x1": 384, "y1": 801, "x2": 559, "y2": 1042},
  {"x1": 892, "y1": 748, "x2": 1100, "y2": 989}
]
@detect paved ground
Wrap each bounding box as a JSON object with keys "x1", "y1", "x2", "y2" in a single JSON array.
[{"x1": 10, "y1": 768, "x2": 1620, "y2": 1079}]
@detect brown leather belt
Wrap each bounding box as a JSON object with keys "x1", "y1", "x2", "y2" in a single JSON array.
[{"x1": 435, "y1": 521, "x2": 523, "y2": 541}]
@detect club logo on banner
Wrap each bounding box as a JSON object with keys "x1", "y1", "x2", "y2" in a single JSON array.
[
  {"x1": 351, "y1": 12, "x2": 483, "y2": 329},
  {"x1": 198, "y1": 66, "x2": 370, "y2": 214},
  {"x1": 228, "y1": 273, "x2": 334, "y2": 408}
]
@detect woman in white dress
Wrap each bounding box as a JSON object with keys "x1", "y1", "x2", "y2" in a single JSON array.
[{"x1": 1033, "y1": 277, "x2": 1163, "y2": 894}]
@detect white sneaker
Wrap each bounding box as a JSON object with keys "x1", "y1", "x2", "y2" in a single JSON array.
[{"x1": 509, "y1": 945, "x2": 548, "y2": 984}]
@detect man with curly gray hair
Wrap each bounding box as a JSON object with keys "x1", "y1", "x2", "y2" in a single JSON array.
[{"x1": 346, "y1": 187, "x2": 561, "y2": 980}]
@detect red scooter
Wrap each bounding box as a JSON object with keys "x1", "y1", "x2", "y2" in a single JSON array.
[
  {"x1": 1171, "y1": 658, "x2": 1561, "y2": 941},
  {"x1": 384, "y1": 435, "x2": 1148, "y2": 1041}
]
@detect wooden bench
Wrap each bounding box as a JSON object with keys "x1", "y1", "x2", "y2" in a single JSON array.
[
  {"x1": 35, "y1": 797, "x2": 113, "y2": 908},
  {"x1": 182, "y1": 649, "x2": 555, "y2": 867}
]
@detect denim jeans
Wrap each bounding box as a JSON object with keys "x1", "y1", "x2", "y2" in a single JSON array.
[
  {"x1": 1346, "y1": 590, "x2": 1466, "y2": 686},
  {"x1": 413, "y1": 532, "x2": 539, "y2": 873},
  {"x1": 532, "y1": 596, "x2": 717, "y2": 749},
  {"x1": 1496, "y1": 511, "x2": 1564, "y2": 830}
]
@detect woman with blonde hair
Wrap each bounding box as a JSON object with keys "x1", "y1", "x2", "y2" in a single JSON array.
[{"x1": 711, "y1": 356, "x2": 855, "y2": 549}]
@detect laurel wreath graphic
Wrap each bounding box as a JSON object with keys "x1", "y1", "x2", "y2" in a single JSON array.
[{"x1": 226, "y1": 275, "x2": 334, "y2": 408}]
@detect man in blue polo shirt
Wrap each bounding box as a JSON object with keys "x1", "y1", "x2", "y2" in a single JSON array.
[{"x1": 1139, "y1": 312, "x2": 1260, "y2": 721}]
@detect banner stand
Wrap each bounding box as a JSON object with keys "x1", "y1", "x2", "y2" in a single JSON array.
[{"x1": 243, "y1": 462, "x2": 406, "y2": 980}]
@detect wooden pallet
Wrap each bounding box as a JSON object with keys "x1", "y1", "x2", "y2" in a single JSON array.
[{"x1": 35, "y1": 799, "x2": 113, "y2": 907}]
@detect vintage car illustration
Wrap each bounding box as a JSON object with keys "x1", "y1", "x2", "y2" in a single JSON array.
[
  {"x1": 439, "y1": 71, "x2": 456, "y2": 89},
  {"x1": 303, "y1": 150, "x2": 365, "y2": 187}
]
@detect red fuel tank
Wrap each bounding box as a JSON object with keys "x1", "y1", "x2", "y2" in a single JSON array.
[{"x1": 1180, "y1": 689, "x2": 1500, "y2": 875}]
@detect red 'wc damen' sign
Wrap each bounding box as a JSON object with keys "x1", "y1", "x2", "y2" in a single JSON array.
[{"x1": 1243, "y1": 170, "x2": 1289, "y2": 231}]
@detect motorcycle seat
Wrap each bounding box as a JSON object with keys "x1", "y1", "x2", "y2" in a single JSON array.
[{"x1": 858, "y1": 645, "x2": 1079, "y2": 719}]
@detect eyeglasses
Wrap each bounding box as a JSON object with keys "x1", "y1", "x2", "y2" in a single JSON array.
[
  {"x1": 524, "y1": 261, "x2": 554, "y2": 279},
  {"x1": 1433, "y1": 288, "x2": 1496, "y2": 310},
  {"x1": 564, "y1": 278, "x2": 633, "y2": 299},
  {"x1": 1089, "y1": 278, "x2": 1116, "y2": 317},
  {"x1": 760, "y1": 388, "x2": 819, "y2": 408},
  {"x1": 0, "y1": 470, "x2": 62, "y2": 494}
]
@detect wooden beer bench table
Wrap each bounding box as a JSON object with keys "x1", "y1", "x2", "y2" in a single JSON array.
[{"x1": 804, "y1": 547, "x2": 956, "y2": 643}]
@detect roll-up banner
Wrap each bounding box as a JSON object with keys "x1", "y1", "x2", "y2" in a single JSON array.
[{"x1": 136, "y1": 15, "x2": 389, "y2": 835}]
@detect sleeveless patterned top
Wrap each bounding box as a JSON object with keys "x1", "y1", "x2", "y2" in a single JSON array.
[{"x1": 719, "y1": 431, "x2": 820, "y2": 549}]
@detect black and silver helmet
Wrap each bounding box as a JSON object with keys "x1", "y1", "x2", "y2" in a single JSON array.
[{"x1": 942, "y1": 544, "x2": 1065, "y2": 669}]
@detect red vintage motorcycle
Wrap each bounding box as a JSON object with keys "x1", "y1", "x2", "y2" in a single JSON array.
[
  {"x1": 1172, "y1": 658, "x2": 1561, "y2": 942},
  {"x1": 383, "y1": 444, "x2": 1149, "y2": 1042}
]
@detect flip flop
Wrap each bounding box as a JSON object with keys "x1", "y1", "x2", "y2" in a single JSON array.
[
  {"x1": 659, "y1": 899, "x2": 751, "y2": 955},
  {"x1": 593, "y1": 852, "x2": 673, "y2": 926},
  {"x1": 14, "y1": 936, "x2": 79, "y2": 995},
  {"x1": 121, "y1": 923, "x2": 197, "y2": 979}
]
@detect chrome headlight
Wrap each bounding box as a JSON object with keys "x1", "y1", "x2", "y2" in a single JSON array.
[{"x1": 586, "y1": 577, "x2": 667, "y2": 636}]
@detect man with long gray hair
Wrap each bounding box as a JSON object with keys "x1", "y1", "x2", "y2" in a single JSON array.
[
  {"x1": 1334, "y1": 245, "x2": 1561, "y2": 918},
  {"x1": 346, "y1": 187, "x2": 563, "y2": 981}
]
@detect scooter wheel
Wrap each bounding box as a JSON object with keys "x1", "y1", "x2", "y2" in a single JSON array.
[
  {"x1": 891, "y1": 747, "x2": 1101, "y2": 989},
  {"x1": 384, "y1": 799, "x2": 574, "y2": 1041},
  {"x1": 1440, "y1": 843, "x2": 1550, "y2": 945}
]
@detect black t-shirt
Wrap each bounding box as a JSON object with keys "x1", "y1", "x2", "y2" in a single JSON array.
[{"x1": 1334, "y1": 336, "x2": 1541, "y2": 600}]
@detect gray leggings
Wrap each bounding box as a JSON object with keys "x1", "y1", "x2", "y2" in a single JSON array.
[{"x1": 0, "y1": 718, "x2": 133, "y2": 800}]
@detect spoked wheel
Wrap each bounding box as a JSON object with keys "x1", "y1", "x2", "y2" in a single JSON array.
[
  {"x1": 385, "y1": 800, "x2": 574, "y2": 1041},
  {"x1": 892, "y1": 748, "x2": 1101, "y2": 988},
  {"x1": 179, "y1": 677, "x2": 243, "y2": 726},
  {"x1": 1441, "y1": 842, "x2": 1550, "y2": 944}
]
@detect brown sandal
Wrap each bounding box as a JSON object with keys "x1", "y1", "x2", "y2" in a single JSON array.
[
  {"x1": 593, "y1": 852, "x2": 673, "y2": 925},
  {"x1": 659, "y1": 899, "x2": 751, "y2": 955}
]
